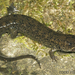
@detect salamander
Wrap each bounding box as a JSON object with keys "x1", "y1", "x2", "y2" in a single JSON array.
[
  {"x1": 0, "y1": 3, "x2": 75, "y2": 70},
  {"x1": 0, "y1": 14, "x2": 75, "y2": 60}
]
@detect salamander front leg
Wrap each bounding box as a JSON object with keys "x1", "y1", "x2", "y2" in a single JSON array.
[
  {"x1": 49, "y1": 49, "x2": 58, "y2": 62},
  {"x1": 9, "y1": 26, "x2": 18, "y2": 38}
]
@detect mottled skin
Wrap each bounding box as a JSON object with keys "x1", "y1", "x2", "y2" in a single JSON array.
[
  {"x1": 0, "y1": 14, "x2": 75, "y2": 61},
  {"x1": 0, "y1": 2, "x2": 75, "y2": 72},
  {"x1": 0, "y1": 14, "x2": 75, "y2": 52}
]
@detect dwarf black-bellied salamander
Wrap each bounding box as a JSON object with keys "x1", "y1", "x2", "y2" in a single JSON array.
[
  {"x1": 0, "y1": 3, "x2": 75, "y2": 70},
  {"x1": 0, "y1": 14, "x2": 75, "y2": 61}
]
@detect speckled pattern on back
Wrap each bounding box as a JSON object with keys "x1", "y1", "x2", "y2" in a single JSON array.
[{"x1": 0, "y1": 14, "x2": 75, "y2": 52}]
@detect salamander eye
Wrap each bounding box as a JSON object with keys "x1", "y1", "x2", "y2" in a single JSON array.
[
  {"x1": 68, "y1": 42, "x2": 72, "y2": 46},
  {"x1": 65, "y1": 41, "x2": 72, "y2": 46}
]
